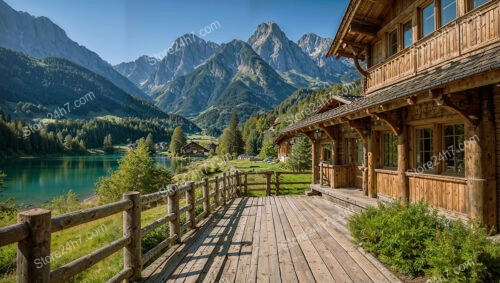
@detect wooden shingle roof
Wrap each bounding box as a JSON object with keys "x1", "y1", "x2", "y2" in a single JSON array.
[{"x1": 278, "y1": 45, "x2": 500, "y2": 141}]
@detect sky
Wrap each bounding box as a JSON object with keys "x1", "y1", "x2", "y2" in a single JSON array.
[{"x1": 4, "y1": 0, "x2": 349, "y2": 65}]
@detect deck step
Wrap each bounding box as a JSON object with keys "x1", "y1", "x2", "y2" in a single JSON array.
[{"x1": 310, "y1": 185, "x2": 379, "y2": 212}]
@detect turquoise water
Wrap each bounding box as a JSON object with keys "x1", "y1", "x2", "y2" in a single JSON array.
[{"x1": 0, "y1": 155, "x2": 185, "y2": 207}]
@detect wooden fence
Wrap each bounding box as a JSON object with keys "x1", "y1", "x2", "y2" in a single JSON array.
[
  {"x1": 0, "y1": 171, "x2": 241, "y2": 283},
  {"x1": 241, "y1": 171, "x2": 311, "y2": 196}
]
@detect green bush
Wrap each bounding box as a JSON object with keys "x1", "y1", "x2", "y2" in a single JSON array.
[{"x1": 348, "y1": 201, "x2": 500, "y2": 281}]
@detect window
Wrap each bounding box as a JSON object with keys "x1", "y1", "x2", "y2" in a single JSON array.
[
  {"x1": 472, "y1": 0, "x2": 489, "y2": 9},
  {"x1": 388, "y1": 29, "x2": 399, "y2": 56},
  {"x1": 357, "y1": 140, "x2": 363, "y2": 164},
  {"x1": 382, "y1": 133, "x2": 398, "y2": 168},
  {"x1": 443, "y1": 124, "x2": 464, "y2": 175},
  {"x1": 403, "y1": 21, "x2": 413, "y2": 48},
  {"x1": 422, "y1": 2, "x2": 435, "y2": 37},
  {"x1": 416, "y1": 128, "x2": 433, "y2": 169},
  {"x1": 322, "y1": 144, "x2": 332, "y2": 162},
  {"x1": 441, "y1": 0, "x2": 457, "y2": 26}
]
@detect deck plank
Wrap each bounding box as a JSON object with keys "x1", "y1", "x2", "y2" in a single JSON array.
[
  {"x1": 141, "y1": 196, "x2": 401, "y2": 283},
  {"x1": 169, "y1": 198, "x2": 244, "y2": 282},
  {"x1": 277, "y1": 197, "x2": 336, "y2": 282},
  {"x1": 270, "y1": 197, "x2": 299, "y2": 283},
  {"x1": 234, "y1": 198, "x2": 259, "y2": 282},
  {"x1": 273, "y1": 196, "x2": 316, "y2": 283},
  {"x1": 299, "y1": 197, "x2": 397, "y2": 283},
  {"x1": 218, "y1": 197, "x2": 254, "y2": 281}
]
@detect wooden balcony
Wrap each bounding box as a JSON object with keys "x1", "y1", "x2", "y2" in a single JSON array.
[{"x1": 367, "y1": 1, "x2": 499, "y2": 93}]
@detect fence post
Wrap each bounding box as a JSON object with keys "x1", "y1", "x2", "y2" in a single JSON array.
[
  {"x1": 214, "y1": 176, "x2": 220, "y2": 207},
  {"x1": 275, "y1": 172, "x2": 280, "y2": 196},
  {"x1": 186, "y1": 181, "x2": 196, "y2": 229},
  {"x1": 244, "y1": 173, "x2": 248, "y2": 195},
  {"x1": 168, "y1": 188, "x2": 181, "y2": 243},
  {"x1": 235, "y1": 170, "x2": 241, "y2": 196},
  {"x1": 266, "y1": 172, "x2": 272, "y2": 196},
  {"x1": 123, "y1": 191, "x2": 142, "y2": 280},
  {"x1": 222, "y1": 173, "x2": 227, "y2": 205},
  {"x1": 202, "y1": 178, "x2": 211, "y2": 217},
  {"x1": 17, "y1": 208, "x2": 51, "y2": 283}
]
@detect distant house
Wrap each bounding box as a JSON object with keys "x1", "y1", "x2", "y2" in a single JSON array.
[
  {"x1": 155, "y1": 142, "x2": 168, "y2": 152},
  {"x1": 181, "y1": 142, "x2": 209, "y2": 156}
]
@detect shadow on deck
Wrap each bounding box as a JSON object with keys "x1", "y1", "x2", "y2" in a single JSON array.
[{"x1": 141, "y1": 196, "x2": 401, "y2": 283}]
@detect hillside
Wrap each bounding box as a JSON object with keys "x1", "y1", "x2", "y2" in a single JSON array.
[{"x1": 0, "y1": 47, "x2": 171, "y2": 120}]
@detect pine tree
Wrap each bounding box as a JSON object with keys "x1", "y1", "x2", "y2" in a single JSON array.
[
  {"x1": 145, "y1": 133, "x2": 156, "y2": 154},
  {"x1": 169, "y1": 126, "x2": 186, "y2": 156},
  {"x1": 218, "y1": 111, "x2": 244, "y2": 156},
  {"x1": 103, "y1": 134, "x2": 114, "y2": 154},
  {"x1": 288, "y1": 137, "x2": 311, "y2": 172}
]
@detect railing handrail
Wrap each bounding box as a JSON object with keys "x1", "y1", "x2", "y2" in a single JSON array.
[
  {"x1": 366, "y1": 1, "x2": 498, "y2": 92},
  {"x1": 0, "y1": 170, "x2": 242, "y2": 283}
]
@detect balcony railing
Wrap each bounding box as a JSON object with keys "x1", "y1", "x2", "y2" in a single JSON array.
[{"x1": 366, "y1": 1, "x2": 499, "y2": 93}]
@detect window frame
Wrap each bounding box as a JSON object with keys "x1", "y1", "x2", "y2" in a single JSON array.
[
  {"x1": 420, "y1": 1, "x2": 437, "y2": 39},
  {"x1": 402, "y1": 20, "x2": 413, "y2": 49},
  {"x1": 414, "y1": 127, "x2": 434, "y2": 171},
  {"x1": 382, "y1": 132, "x2": 398, "y2": 169},
  {"x1": 440, "y1": 0, "x2": 458, "y2": 27},
  {"x1": 470, "y1": 0, "x2": 490, "y2": 10},
  {"x1": 387, "y1": 28, "x2": 399, "y2": 57},
  {"x1": 442, "y1": 124, "x2": 465, "y2": 176}
]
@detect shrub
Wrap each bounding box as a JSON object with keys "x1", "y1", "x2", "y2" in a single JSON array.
[{"x1": 348, "y1": 201, "x2": 500, "y2": 281}]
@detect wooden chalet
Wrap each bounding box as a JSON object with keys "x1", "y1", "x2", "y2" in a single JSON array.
[
  {"x1": 276, "y1": 0, "x2": 500, "y2": 230},
  {"x1": 181, "y1": 142, "x2": 209, "y2": 155}
]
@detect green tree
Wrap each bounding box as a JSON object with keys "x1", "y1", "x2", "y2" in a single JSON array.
[
  {"x1": 0, "y1": 171, "x2": 16, "y2": 222},
  {"x1": 218, "y1": 112, "x2": 244, "y2": 156},
  {"x1": 145, "y1": 133, "x2": 156, "y2": 154},
  {"x1": 169, "y1": 126, "x2": 186, "y2": 156},
  {"x1": 103, "y1": 134, "x2": 114, "y2": 154},
  {"x1": 64, "y1": 134, "x2": 73, "y2": 152},
  {"x1": 245, "y1": 130, "x2": 261, "y2": 156},
  {"x1": 95, "y1": 139, "x2": 173, "y2": 203},
  {"x1": 288, "y1": 137, "x2": 311, "y2": 172}
]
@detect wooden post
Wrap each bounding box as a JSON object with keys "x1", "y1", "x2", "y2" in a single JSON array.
[
  {"x1": 186, "y1": 182, "x2": 196, "y2": 229},
  {"x1": 368, "y1": 131, "x2": 380, "y2": 198},
  {"x1": 214, "y1": 176, "x2": 220, "y2": 207},
  {"x1": 235, "y1": 170, "x2": 241, "y2": 196},
  {"x1": 17, "y1": 208, "x2": 51, "y2": 283},
  {"x1": 319, "y1": 163, "x2": 324, "y2": 186},
  {"x1": 398, "y1": 122, "x2": 409, "y2": 203},
  {"x1": 266, "y1": 172, "x2": 272, "y2": 196},
  {"x1": 222, "y1": 173, "x2": 227, "y2": 205},
  {"x1": 311, "y1": 140, "x2": 319, "y2": 184},
  {"x1": 467, "y1": 87, "x2": 497, "y2": 228},
  {"x1": 244, "y1": 173, "x2": 248, "y2": 195},
  {"x1": 362, "y1": 140, "x2": 369, "y2": 196},
  {"x1": 123, "y1": 191, "x2": 142, "y2": 280},
  {"x1": 168, "y1": 188, "x2": 181, "y2": 243},
  {"x1": 275, "y1": 172, "x2": 280, "y2": 196},
  {"x1": 203, "y1": 178, "x2": 211, "y2": 216}
]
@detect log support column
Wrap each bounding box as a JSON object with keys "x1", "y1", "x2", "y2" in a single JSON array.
[
  {"x1": 368, "y1": 131, "x2": 380, "y2": 198},
  {"x1": 398, "y1": 116, "x2": 409, "y2": 203},
  {"x1": 467, "y1": 86, "x2": 497, "y2": 229}
]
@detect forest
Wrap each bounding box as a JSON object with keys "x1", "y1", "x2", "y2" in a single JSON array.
[{"x1": 0, "y1": 115, "x2": 200, "y2": 156}]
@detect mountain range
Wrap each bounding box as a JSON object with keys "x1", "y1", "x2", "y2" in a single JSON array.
[{"x1": 0, "y1": 0, "x2": 357, "y2": 131}]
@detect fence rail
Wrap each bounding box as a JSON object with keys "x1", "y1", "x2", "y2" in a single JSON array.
[
  {"x1": 0, "y1": 171, "x2": 242, "y2": 283},
  {"x1": 241, "y1": 171, "x2": 311, "y2": 196},
  {"x1": 0, "y1": 169, "x2": 311, "y2": 282}
]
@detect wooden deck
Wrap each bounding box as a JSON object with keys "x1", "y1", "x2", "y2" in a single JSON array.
[{"x1": 141, "y1": 196, "x2": 401, "y2": 283}]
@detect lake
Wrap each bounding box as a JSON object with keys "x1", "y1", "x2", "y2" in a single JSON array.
[{"x1": 0, "y1": 155, "x2": 186, "y2": 207}]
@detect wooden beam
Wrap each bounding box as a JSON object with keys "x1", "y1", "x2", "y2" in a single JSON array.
[
  {"x1": 406, "y1": 96, "x2": 417, "y2": 105},
  {"x1": 434, "y1": 95, "x2": 480, "y2": 126},
  {"x1": 366, "y1": 110, "x2": 402, "y2": 135},
  {"x1": 349, "y1": 22, "x2": 379, "y2": 37},
  {"x1": 319, "y1": 125, "x2": 337, "y2": 141},
  {"x1": 428, "y1": 88, "x2": 444, "y2": 99}
]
